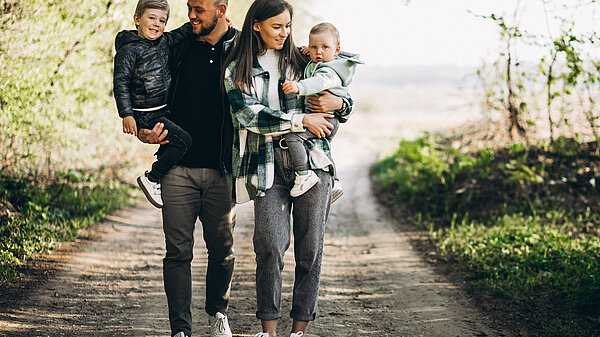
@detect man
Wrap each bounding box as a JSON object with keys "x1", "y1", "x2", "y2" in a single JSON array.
[{"x1": 138, "y1": 1, "x2": 237, "y2": 337}]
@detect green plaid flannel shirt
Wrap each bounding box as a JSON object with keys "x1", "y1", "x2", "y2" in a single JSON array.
[{"x1": 224, "y1": 58, "x2": 353, "y2": 203}]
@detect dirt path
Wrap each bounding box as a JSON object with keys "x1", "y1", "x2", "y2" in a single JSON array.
[{"x1": 0, "y1": 128, "x2": 509, "y2": 336}]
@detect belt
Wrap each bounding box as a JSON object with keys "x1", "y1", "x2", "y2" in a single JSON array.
[{"x1": 272, "y1": 136, "x2": 289, "y2": 149}]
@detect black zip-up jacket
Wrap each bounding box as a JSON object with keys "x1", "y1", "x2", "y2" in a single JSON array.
[
  {"x1": 165, "y1": 27, "x2": 240, "y2": 175},
  {"x1": 113, "y1": 23, "x2": 192, "y2": 118}
]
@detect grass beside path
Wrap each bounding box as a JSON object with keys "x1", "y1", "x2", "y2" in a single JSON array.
[
  {"x1": 0, "y1": 171, "x2": 137, "y2": 284},
  {"x1": 372, "y1": 134, "x2": 600, "y2": 336}
]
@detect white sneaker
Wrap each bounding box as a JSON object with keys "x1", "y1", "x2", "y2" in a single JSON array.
[
  {"x1": 290, "y1": 332, "x2": 304, "y2": 337},
  {"x1": 137, "y1": 172, "x2": 163, "y2": 208},
  {"x1": 253, "y1": 333, "x2": 269, "y2": 337},
  {"x1": 331, "y1": 180, "x2": 344, "y2": 203},
  {"x1": 210, "y1": 312, "x2": 232, "y2": 337},
  {"x1": 290, "y1": 170, "x2": 319, "y2": 197},
  {"x1": 173, "y1": 332, "x2": 189, "y2": 337}
]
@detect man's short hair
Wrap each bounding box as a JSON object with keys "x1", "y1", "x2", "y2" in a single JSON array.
[
  {"x1": 215, "y1": 0, "x2": 229, "y2": 5},
  {"x1": 135, "y1": 0, "x2": 170, "y2": 20},
  {"x1": 310, "y1": 22, "x2": 340, "y2": 45}
]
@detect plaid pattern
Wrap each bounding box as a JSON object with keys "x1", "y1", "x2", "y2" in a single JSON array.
[{"x1": 224, "y1": 59, "x2": 352, "y2": 203}]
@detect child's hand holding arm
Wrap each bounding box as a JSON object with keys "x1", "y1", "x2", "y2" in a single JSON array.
[
  {"x1": 123, "y1": 116, "x2": 138, "y2": 137},
  {"x1": 282, "y1": 80, "x2": 299, "y2": 94}
]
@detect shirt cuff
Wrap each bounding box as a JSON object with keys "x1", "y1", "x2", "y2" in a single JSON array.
[
  {"x1": 297, "y1": 83, "x2": 307, "y2": 96},
  {"x1": 290, "y1": 114, "x2": 304, "y2": 132}
]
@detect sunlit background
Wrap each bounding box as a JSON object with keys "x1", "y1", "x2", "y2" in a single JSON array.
[{"x1": 3, "y1": 0, "x2": 599, "y2": 174}]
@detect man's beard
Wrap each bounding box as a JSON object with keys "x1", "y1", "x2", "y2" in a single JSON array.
[{"x1": 195, "y1": 15, "x2": 218, "y2": 36}]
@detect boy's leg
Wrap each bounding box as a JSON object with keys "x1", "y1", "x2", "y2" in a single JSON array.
[{"x1": 147, "y1": 116, "x2": 193, "y2": 182}]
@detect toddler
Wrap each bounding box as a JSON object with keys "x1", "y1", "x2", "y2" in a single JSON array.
[{"x1": 282, "y1": 22, "x2": 363, "y2": 201}]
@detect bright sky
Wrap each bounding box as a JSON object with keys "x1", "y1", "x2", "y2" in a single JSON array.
[{"x1": 305, "y1": 0, "x2": 598, "y2": 67}]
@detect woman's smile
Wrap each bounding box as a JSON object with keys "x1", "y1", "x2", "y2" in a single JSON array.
[{"x1": 253, "y1": 9, "x2": 291, "y2": 50}]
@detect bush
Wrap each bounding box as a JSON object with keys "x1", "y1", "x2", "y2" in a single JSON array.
[
  {"x1": 372, "y1": 135, "x2": 600, "y2": 334},
  {"x1": 0, "y1": 173, "x2": 136, "y2": 283}
]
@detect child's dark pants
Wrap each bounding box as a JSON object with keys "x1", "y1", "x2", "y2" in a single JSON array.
[{"x1": 135, "y1": 107, "x2": 192, "y2": 183}]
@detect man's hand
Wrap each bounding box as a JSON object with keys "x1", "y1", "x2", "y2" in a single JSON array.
[
  {"x1": 123, "y1": 116, "x2": 138, "y2": 137},
  {"x1": 282, "y1": 80, "x2": 299, "y2": 94},
  {"x1": 138, "y1": 122, "x2": 169, "y2": 145},
  {"x1": 306, "y1": 91, "x2": 343, "y2": 113},
  {"x1": 302, "y1": 113, "x2": 335, "y2": 138}
]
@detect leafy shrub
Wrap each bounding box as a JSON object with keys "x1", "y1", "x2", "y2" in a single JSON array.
[{"x1": 372, "y1": 135, "x2": 600, "y2": 334}]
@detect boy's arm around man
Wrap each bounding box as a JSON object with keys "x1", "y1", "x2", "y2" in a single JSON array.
[{"x1": 162, "y1": 22, "x2": 193, "y2": 47}]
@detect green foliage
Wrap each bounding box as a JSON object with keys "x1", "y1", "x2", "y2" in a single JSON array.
[
  {"x1": 372, "y1": 134, "x2": 495, "y2": 223},
  {"x1": 0, "y1": 0, "x2": 156, "y2": 282},
  {"x1": 436, "y1": 215, "x2": 600, "y2": 312},
  {"x1": 478, "y1": 1, "x2": 600, "y2": 143},
  {"x1": 0, "y1": 0, "x2": 318, "y2": 284},
  {"x1": 0, "y1": 0, "x2": 157, "y2": 178},
  {"x1": 373, "y1": 135, "x2": 600, "y2": 334},
  {"x1": 0, "y1": 173, "x2": 136, "y2": 283}
]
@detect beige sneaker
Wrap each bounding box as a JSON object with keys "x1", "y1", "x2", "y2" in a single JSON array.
[
  {"x1": 331, "y1": 179, "x2": 344, "y2": 203},
  {"x1": 209, "y1": 312, "x2": 232, "y2": 337},
  {"x1": 137, "y1": 172, "x2": 163, "y2": 208},
  {"x1": 290, "y1": 170, "x2": 319, "y2": 197}
]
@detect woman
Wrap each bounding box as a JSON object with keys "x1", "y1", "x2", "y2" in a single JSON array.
[{"x1": 223, "y1": 0, "x2": 352, "y2": 336}]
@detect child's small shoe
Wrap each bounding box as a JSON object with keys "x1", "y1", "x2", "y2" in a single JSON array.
[
  {"x1": 290, "y1": 170, "x2": 319, "y2": 197},
  {"x1": 137, "y1": 172, "x2": 163, "y2": 208},
  {"x1": 331, "y1": 179, "x2": 344, "y2": 204}
]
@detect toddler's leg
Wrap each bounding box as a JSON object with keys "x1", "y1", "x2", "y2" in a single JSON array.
[
  {"x1": 285, "y1": 131, "x2": 321, "y2": 197},
  {"x1": 285, "y1": 131, "x2": 313, "y2": 172}
]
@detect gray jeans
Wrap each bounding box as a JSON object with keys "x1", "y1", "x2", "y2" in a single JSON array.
[
  {"x1": 161, "y1": 166, "x2": 236, "y2": 337},
  {"x1": 253, "y1": 145, "x2": 333, "y2": 321}
]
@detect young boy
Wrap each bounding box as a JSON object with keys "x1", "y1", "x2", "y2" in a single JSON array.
[
  {"x1": 113, "y1": 0, "x2": 192, "y2": 208},
  {"x1": 282, "y1": 22, "x2": 363, "y2": 201}
]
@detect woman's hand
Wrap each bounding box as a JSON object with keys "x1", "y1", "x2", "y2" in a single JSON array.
[
  {"x1": 306, "y1": 91, "x2": 343, "y2": 113},
  {"x1": 302, "y1": 113, "x2": 335, "y2": 138},
  {"x1": 138, "y1": 122, "x2": 170, "y2": 145}
]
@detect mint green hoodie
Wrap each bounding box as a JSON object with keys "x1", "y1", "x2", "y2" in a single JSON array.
[{"x1": 296, "y1": 51, "x2": 364, "y2": 98}]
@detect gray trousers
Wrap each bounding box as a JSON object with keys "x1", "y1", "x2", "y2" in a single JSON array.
[
  {"x1": 161, "y1": 166, "x2": 236, "y2": 337},
  {"x1": 253, "y1": 146, "x2": 333, "y2": 321}
]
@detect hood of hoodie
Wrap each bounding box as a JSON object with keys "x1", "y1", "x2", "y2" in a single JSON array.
[
  {"x1": 313, "y1": 51, "x2": 364, "y2": 87},
  {"x1": 115, "y1": 29, "x2": 160, "y2": 51}
]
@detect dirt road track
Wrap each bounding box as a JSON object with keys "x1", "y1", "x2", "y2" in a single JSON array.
[{"x1": 0, "y1": 131, "x2": 510, "y2": 336}]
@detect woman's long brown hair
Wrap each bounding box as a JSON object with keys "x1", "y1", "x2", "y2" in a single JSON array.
[{"x1": 223, "y1": 0, "x2": 307, "y2": 93}]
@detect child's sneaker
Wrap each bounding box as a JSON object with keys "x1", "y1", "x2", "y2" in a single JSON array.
[
  {"x1": 137, "y1": 172, "x2": 163, "y2": 208},
  {"x1": 290, "y1": 170, "x2": 319, "y2": 197},
  {"x1": 331, "y1": 179, "x2": 344, "y2": 203},
  {"x1": 290, "y1": 332, "x2": 304, "y2": 337}
]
